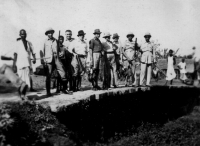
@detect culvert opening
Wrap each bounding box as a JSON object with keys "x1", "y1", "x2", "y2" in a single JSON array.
[{"x1": 55, "y1": 86, "x2": 200, "y2": 143}]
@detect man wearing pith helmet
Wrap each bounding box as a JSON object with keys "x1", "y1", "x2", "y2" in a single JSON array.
[
  {"x1": 102, "y1": 32, "x2": 118, "y2": 89},
  {"x1": 112, "y1": 33, "x2": 123, "y2": 77},
  {"x1": 122, "y1": 32, "x2": 139, "y2": 87},
  {"x1": 89, "y1": 29, "x2": 103, "y2": 90},
  {"x1": 43, "y1": 27, "x2": 68, "y2": 96},
  {"x1": 139, "y1": 32, "x2": 156, "y2": 87}
]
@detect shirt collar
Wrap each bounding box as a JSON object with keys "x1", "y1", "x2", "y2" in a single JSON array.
[{"x1": 66, "y1": 38, "x2": 74, "y2": 42}]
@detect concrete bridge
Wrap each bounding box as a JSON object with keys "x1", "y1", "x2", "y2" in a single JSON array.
[{"x1": 0, "y1": 77, "x2": 198, "y2": 113}]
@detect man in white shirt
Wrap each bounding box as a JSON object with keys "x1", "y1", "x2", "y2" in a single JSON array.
[
  {"x1": 16, "y1": 29, "x2": 36, "y2": 91},
  {"x1": 139, "y1": 32, "x2": 156, "y2": 87},
  {"x1": 69, "y1": 30, "x2": 88, "y2": 91}
]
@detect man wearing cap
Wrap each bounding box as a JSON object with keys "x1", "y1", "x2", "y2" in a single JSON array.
[
  {"x1": 112, "y1": 33, "x2": 123, "y2": 80},
  {"x1": 43, "y1": 28, "x2": 68, "y2": 96},
  {"x1": 89, "y1": 29, "x2": 103, "y2": 90},
  {"x1": 16, "y1": 29, "x2": 36, "y2": 91},
  {"x1": 102, "y1": 32, "x2": 118, "y2": 88},
  {"x1": 122, "y1": 32, "x2": 139, "y2": 87},
  {"x1": 63, "y1": 30, "x2": 75, "y2": 91},
  {"x1": 139, "y1": 32, "x2": 156, "y2": 87},
  {"x1": 69, "y1": 30, "x2": 88, "y2": 92}
]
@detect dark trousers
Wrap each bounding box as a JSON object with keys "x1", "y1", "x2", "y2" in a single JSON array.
[{"x1": 44, "y1": 57, "x2": 66, "y2": 94}]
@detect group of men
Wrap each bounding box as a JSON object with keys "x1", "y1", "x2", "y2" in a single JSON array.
[{"x1": 0, "y1": 28, "x2": 164, "y2": 99}]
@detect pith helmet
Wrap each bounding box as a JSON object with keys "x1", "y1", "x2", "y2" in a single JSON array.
[
  {"x1": 45, "y1": 28, "x2": 55, "y2": 35},
  {"x1": 103, "y1": 32, "x2": 111, "y2": 38},
  {"x1": 144, "y1": 32, "x2": 151, "y2": 37},
  {"x1": 126, "y1": 32, "x2": 134, "y2": 37}
]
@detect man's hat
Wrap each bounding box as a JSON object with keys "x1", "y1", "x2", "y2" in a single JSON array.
[
  {"x1": 144, "y1": 32, "x2": 151, "y2": 37},
  {"x1": 77, "y1": 30, "x2": 86, "y2": 36},
  {"x1": 93, "y1": 29, "x2": 101, "y2": 34},
  {"x1": 45, "y1": 28, "x2": 55, "y2": 35},
  {"x1": 103, "y1": 32, "x2": 111, "y2": 38},
  {"x1": 112, "y1": 33, "x2": 120, "y2": 39},
  {"x1": 126, "y1": 32, "x2": 134, "y2": 37}
]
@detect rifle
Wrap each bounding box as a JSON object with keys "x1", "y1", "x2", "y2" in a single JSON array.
[{"x1": 57, "y1": 30, "x2": 61, "y2": 61}]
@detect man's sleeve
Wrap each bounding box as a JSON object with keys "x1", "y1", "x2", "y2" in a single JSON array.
[{"x1": 89, "y1": 40, "x2": 94, "y2": 50}]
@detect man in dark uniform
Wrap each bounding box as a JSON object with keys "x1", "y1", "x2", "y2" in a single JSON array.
[
  {"x1": 58, "y1": 35, "x2": 73, "y2": 94},
  {"x1": 89, "y1": 29, "x2": 103, "y2": 90}
]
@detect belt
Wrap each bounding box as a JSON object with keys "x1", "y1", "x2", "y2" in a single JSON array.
[
  {"x1": 77, "y1": 54, "x2": 86, "y2": 58},
  {"x1": 105, "y1": 51, "x2": 115, "y2": 54},
  {"x1": 142, "y1": 50, "x2": 152, "y2": 53}
]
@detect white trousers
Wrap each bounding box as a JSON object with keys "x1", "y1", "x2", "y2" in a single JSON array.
[
  {"x1": 140, "y1": 63, "x2": 152, "y2": 86},
  {"x1": 18, "y1": 67, "x2": 30, "y2": 88}
]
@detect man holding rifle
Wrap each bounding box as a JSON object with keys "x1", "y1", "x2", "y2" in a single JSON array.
[
  {"x1": 43, "y1": 28, "x2": 68, "y2": 96},
  {"x1": 122, "y1": 32, "x2": 140, "y2": 87},
  {"x1": 69, "y1": 30, "x2": 88, "y2": 92}
]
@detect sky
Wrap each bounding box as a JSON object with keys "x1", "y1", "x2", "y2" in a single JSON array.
[{"x1": 0, "y1": 0, "x2": 200, "y2": 69}]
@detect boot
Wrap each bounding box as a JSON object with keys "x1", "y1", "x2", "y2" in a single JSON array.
[
  {"x1": 72, "y1": 76, "x2": 77, "y2": 92},
  {"x1": 46, "y1": 79, "x2": 52, "y2": 97},
  {"x1": 62, "y1": 81, "x2": 73, "y2": 95}
]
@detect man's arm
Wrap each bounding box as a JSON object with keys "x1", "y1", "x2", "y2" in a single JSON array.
[
  {"x1": 89, "y1": 40, "x2": 94, "y2": 66},
  {"x1": 121, "y1": 43, "x2": 131, "y2": 61},
  {"x1": 28, "y1": 41, "x2": 36, "y2": 64}
]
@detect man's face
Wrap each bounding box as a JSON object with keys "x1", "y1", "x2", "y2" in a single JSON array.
[
  {"x1": 145, "y1": 36, "x2": 150, "y2": 42},
  {"x1": 105, "y1": 36, "x2": 110, "y2": 41},
  {"x1": 65, "y1": 31, "x2": 72, "y2": 40},
  {"x1": 128, "y1": 35, "x2": 134, "y2": 41},
  {"x1": 113, "y1": 37, "x2": 119, "y2": 42},
  {"x1": 95, "y1": 33, "x2": 100, "y2": 39},
  {"x1": 20, "y1": 30, "x2": 27, "y2": 40},
  {"x1": 59, "y1": 37, "x2": 64, "y2": 44},
  {"x1": 47, "y1": 31, "x2": 53, "y2": 39},
  {"x1": 79, "y1": 35, "x2": 84, "y2": 41}
]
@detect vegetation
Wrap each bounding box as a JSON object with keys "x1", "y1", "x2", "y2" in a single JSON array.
[{"x1": 0, "y1": 101, "x2": 75, "y2": 146}]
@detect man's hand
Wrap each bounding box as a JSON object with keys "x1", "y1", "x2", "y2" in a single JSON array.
[
  {"x1": 32, "y1": 59, "x2": 36, "y2": 64},
  {"x1": 59, "y1": 52, "x2": 64, "y2": 58}
]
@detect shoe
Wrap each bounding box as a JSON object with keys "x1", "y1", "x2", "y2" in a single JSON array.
[
  {"x1": 56, "y1": 90, "x2": 60, "y2": 94},
  {"x1": 134, "y1": 85, "x2": 140, "y2": 87},
  {"x1": 62, "y1": 90, "x2": 73, "y2": 95},
  {"x1": 113, "y1": 85, "x2": 118, "y2": 88},
  {"x1": 18, "y1": 82, "x2": 28, "y2": 100},
  {"x1": 47, "y1": 93, "x2": 53, "y2": 97},
  {"x1": 146, "y1": 84, "x2": 152, "y2": 87},
  {"x1": 96, "y1": 86, "x2": 102, "y2": 90},
  {"x1": 30, "y1": 88, "x2": 37, "y2": 92},
  {"x1": 140, "y1": 85, "x2": 146, "y2": 87}
]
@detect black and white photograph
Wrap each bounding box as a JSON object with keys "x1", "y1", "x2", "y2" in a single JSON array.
[{"x1": 0, "y1": 0, "x2": 200, "y2": 145}]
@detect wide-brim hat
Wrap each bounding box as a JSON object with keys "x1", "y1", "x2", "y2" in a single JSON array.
[
  {"x1": 93, "y1": 29, "x2": 102, "y2": 34},
  {"x1": 126, "y1": 32, "x2": 134, "y2": 37},
  {"x1": 103, "y1": 32, "x2": 111, "y2": 38},
  {"x1": 45, "y1": 28, "x2": 55, "y2": 35},
  {"x1": 112, "y1": 33, "x2": 120, "y2": 39},
  {"x1": 77, "y1": 30, "x2": 86, "y2": 36},
  {"x1": 144, "y1": 32, "x2": 151, "y2": 37}
]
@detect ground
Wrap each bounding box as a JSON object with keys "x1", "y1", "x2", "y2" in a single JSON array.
[{"x1": 0, "y1": 74, "x2": 196, "y2": 110}]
